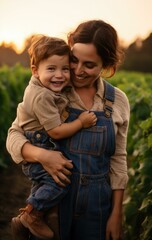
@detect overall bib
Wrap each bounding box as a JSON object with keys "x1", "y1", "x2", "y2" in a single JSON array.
[
  {"x1": 29, "y1": 81, "x2": 115, "y2": 240},
  {"x1": 59, "y1": 81, "x2": 116, "y2": 240}
]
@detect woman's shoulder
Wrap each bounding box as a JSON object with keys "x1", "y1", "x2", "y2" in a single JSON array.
[
  {"x1": 114, "y1": 86, "x2": 129, "y2": 107},
  {"x1": 113, "y1": 86, "x2": 130, "y2": 120}
]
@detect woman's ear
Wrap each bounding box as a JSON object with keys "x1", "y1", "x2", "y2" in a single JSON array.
[{"x1": 31, "y1": 65, "x2": 39, "y2": 78}]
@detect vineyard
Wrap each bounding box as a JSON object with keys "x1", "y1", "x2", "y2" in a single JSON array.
[{"x1": 0, "y1": 64, "x2": 152, "y2": 239}]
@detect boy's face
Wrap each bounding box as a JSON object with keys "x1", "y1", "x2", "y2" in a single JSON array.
[{"x1": 32, "y1": 55, "x2": 70, "y2": 93}]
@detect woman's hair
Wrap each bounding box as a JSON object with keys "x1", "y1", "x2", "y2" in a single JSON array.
[
  {"x1": 68, "y1": 20, "x2": 123, "y2": 73},
  {"x1": 28, "y1": 35, "x2": 70, "y2": 67}
]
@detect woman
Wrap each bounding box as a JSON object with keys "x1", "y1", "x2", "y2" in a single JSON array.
[{"x1": 6, "y1": 19, "x2": 130, "y2": 240}]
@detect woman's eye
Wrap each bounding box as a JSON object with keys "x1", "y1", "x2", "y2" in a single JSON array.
[{"x1": 85, "y1": 63, "x2": 96, "y2": 69}]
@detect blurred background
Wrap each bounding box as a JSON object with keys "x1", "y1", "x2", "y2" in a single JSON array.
[{"x1": 0, "y1": 0, "x2": 152, "y2": 239}]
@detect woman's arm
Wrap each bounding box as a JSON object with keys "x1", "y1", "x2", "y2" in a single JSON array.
[
  {"x1": 6, "y1": 118, "x2": 29, "y2": 163},
  {"x1": 6, "y1": 118, "x2": 73, "y2": 187},
  {"x1": 106, "y1": 189, "x2": 124, "y2": 240},
  {"x1": 22, "y1": 142, "x2": 73, "y2": 187},
  {"x1": 106, "y1": 89, "x2": 130, "y2": 239}
]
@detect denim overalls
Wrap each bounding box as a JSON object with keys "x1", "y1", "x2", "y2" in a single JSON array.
[
  {"x1": 29, "y1": 80, "x2": 115, "y2": 240},
  {"x1": 58, "y1": 80, "x2": 116, "y2": 240},
  {"x1": 22, "y1": 131, "x2": 70, "y2": 211}
]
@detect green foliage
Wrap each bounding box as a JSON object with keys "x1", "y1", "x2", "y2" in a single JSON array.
[
  {"x1": 0, "y1": 64, "x2": 30, "y2": 167},
  {"x1": 110, "y1": 71, "x2": 152, "y2": 240},
  {"x1": 111, "y1": 71, "x2": 152, "y2": 156},
  {"x1": 123, "y1": 115, "x2": 152, "y2": 240}
]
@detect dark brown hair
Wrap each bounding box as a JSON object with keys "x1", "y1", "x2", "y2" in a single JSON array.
[
  {"x1": 28, "y1": 35, "x2": 70, "y2": 67},
  {"x1": 68, "y1": 20, "x2": 123, "y2": 73}
]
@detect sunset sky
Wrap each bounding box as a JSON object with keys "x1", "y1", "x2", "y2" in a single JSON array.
[{"x1": 0, "y1": 0, "x2": 152, "y2": 52}]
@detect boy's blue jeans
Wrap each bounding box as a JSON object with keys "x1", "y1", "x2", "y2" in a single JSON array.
[{"x1": 22, "y1": 129, "x2": 70, "y2": 211}]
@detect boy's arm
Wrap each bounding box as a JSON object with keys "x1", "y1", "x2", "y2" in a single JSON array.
[{"x1": 47, "y1": 111, "x2": 97, "y2": 139}]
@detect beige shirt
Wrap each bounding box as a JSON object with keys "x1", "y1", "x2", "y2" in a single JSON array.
[
  {"x1": 17, "y1": 76, "x2": 69, "y2": 131},
  {"x1": 6, "y1": 78, "x2": 130, "y2": 189}
]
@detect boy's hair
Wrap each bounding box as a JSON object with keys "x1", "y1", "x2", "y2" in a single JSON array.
[{"x1": 28, "y1": 35, "x2": 71, "y2": 67}]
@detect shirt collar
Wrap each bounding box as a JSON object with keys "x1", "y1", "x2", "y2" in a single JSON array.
[{"x1": 96, "y1": 77, "x2": 104, "y2": 99}]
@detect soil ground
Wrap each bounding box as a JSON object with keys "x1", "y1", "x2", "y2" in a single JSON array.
[{"x1": 0, "y1": 161, "x2": 31, "y2": 240}]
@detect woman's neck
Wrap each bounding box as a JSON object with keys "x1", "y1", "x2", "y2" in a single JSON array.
[{"x1": 75, "y1": 85, "x2": 97, "y2": 110}]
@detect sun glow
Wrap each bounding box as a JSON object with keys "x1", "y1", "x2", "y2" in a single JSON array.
[
  {"x1": 0, "y1": 0, "x2": 152, "y2": 54},
  {"x1": 0, "y1": 31, "x2": 25, "y2": 53}
]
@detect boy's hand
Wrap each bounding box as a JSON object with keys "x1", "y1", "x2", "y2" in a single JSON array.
[{"x1": 78, "y1": 111, "x2": 97, "y2": 128}]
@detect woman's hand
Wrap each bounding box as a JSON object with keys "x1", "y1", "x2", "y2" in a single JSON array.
[
  {"x1": 106, "y1": 190, "x2": 124, "y2": 240},
  {"x1": 39, "y1": 149, "x2": 73, "y2": 187},
  {"x1": 22, "y1": 142, "x2": 73, "y2": 187},
  {"x1": 106, "y1": 212, "x2": 123, "y2": 240}
]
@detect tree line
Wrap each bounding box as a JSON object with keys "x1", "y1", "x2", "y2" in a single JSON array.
[{"x1": 0, "y1": 33, "x2": 152, "y2": 73}]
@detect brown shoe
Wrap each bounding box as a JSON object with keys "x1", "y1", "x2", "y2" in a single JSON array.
[
  {"x1": 19, "y1": 204, "x2": 54, "y2": 239},
  {"x1": 11, "y1": 216, "x2": 30, "y2": 240}
]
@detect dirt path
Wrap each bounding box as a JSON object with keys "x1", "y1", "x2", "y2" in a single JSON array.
[{"x1": 0, "y1": 161, "x2": 31, "y2": 240}]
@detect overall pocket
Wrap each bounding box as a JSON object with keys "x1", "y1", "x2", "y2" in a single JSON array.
[{"x1": 68, "y1": 125, "x2": 107, "y2": 156}]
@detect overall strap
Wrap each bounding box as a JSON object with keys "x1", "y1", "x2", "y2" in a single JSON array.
[{"x1": 103, "y1": 80, "x2": 115, "y2": 118}]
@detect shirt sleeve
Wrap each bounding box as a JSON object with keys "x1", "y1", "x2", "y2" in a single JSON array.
[
  {"x1": 109, "y1": 88, "x2": 130, "y2": 189},
  {"x1": 6, "y1": 117, "x2": 29, "y2": 164},
  {"x1": 31, "y1": 91, "x2": 62, "y2": 131}
]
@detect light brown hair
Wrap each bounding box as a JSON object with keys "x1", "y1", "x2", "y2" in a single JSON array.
[{"x1": 28, "y1": 35, "x2": 71, "y2": 67}]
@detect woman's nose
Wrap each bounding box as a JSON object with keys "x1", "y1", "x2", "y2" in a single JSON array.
[{"x1": 74, "y1": 63, "x2": 84, "y2": 75}]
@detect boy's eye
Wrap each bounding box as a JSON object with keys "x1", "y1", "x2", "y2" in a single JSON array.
[
  {"x1": 63, "y1": 67, "x2": 70, "y2": 72},
  {"x1": 48, "y1": 67, "x2": 55, "y2": 71}
]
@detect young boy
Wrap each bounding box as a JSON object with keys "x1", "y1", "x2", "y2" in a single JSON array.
[{"x1": 12, "y1": 35, "x2": 97, "y2": 239}]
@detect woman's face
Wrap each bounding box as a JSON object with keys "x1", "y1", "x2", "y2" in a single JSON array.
[{"x1": 70, "y1": 43, "x2": 103, "y2": 88}]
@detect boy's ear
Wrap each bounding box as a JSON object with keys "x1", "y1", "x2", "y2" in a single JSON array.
[{"x1": 31, "y1": 65, "x2": 38, "y2": 78}]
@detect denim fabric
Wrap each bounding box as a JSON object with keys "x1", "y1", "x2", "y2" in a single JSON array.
[
  {"x1": 58, "y1": 82, "x2": 115, "y2": 240},
  {"x1": 29, "y1": 81, "x2": 115, "y2": 240},
  {"x1": 24, "y1": 129, "x2": 59, "y2": 150},
  {"x1": 22, "y1": 130, "x2": 70, "y2": 211}
]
